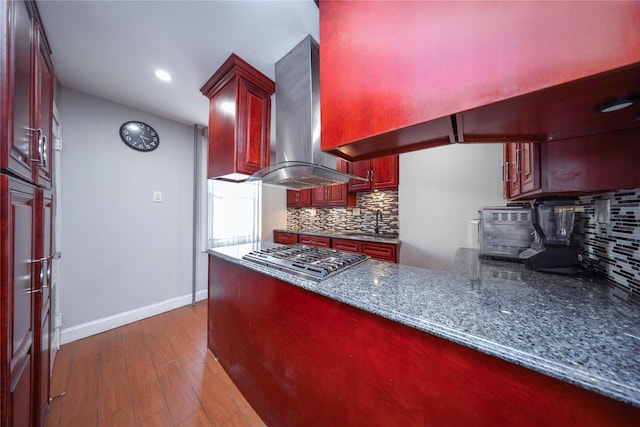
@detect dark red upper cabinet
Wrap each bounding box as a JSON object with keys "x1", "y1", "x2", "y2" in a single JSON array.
[
  {"x1": 503, "y1": 143, "x2": 541, "y2": 200},
  {"x1": 1, "y1": 1, "x2": 54, "y2": 189},
  {"x1": 286, "y1": 189, "x2": 312, "y2": 208},
  {"x1": 348, "y1": 155, "x2": 399, "y2": 192},
  {"x1": 200, "y1": 54, "x2": 275, "y2": 180},
  {"x1": 319, "y1": 1, "x2": 640, "y2": 160},
  {"x1": 312, "y1": 159, "x2": 356, "y2": 207},
  {"x1": 2, "y1": 0, "x2": 35, "y2": 184},
  {"x1": 504, "y1": 128, "x2": 640, "y2": 201}
]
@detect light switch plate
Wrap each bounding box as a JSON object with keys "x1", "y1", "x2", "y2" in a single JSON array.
[{"x1": 153, "y1": 191, "x2": 162, "y2": 203}]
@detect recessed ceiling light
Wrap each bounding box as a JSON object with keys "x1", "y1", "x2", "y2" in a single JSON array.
[
  {"x1": 154, "y1": 69, "x2": 172, "y2": 82},
  {"x1": 596, "y1": 95, "x2": 637, "y2": 113}
]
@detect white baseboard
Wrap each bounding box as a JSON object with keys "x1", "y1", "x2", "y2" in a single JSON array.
[{"x1": 60, "y1": 289, "x2": 208, "y2": 345}]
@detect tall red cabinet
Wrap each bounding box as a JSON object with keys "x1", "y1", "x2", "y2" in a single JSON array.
[{"x1": 1, "y1": 1, "x2": 56, "y2": 426}]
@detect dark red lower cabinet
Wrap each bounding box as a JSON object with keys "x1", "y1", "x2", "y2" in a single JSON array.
[{"x1": 208, "y1": 256, "x2": 640, "y2": 427}]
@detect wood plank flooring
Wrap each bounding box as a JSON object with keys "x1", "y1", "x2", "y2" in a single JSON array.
[{"x1": 45, "y1": 300, "x2": 266, "y2": 427}]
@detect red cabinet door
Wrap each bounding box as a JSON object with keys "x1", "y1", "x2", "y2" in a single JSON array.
[
  {"x1": 370, "y1": 155, "x2": 399, "y2": 190},
  {"x1": 504, "y1": 143, "x2": 520, "y2": 199},
  {"x1": 519, "y1": 143, "x2": 540, "y2": 195},
  {"x1": 35, "y1": 190, "x2": 53, "y2": 425},
  {"x1": 287, "y1": 189, "x2": 311, "y2": 208},
  {"x1": 348, "y1": 156, "x2": 399, "y2": 192},
  {"x1": 327, "y1": 183, "x2": 349, "y2": 207},
  {"x1": 348, "y1": 160, "x2": 370, "y2": 192},
  {"x1": 35, "y1": 24, "x2": 55, "y2": 189},
  {"x1": 1, "y1": 176, "x2": 37, "y2": 427},
  {"x1": 2, "y1": 0, "x2": 36, "y2": 184},
  {"x1": 361, "y1": 242, "x2": 398, "y2": 263},
  {"x1": 201, "y1": 55, "x2": 275, "y2": 179},
  {"x1": 298, "y1": 235, "x2": 331, "y2": 248},
  {"x1": 328, "y1": 159, "x2": 355, "y2": 206},
  {"x1": 236, "y1": 77, "x2": 272, "y2": 175},
  {"x1": 311, "y1": 186, "x2": 328, "y2": 207},
  {"x1": 331, "y1": 238, "x2": 361, "y2": 253},
  {"x1": 504, "y1": 142, "x2": 541, "y2": 200},
  {"x1": 274, "y1": 231, "x2": 298, "y2": 245}
]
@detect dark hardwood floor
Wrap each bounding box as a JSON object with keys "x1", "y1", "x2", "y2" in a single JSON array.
[{"x1": 45, "y1": 300, "x2": 266, "y2": 427}]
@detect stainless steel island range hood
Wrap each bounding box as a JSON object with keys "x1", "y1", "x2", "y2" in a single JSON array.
[{"x1": 249, "y1": 35, "x2": 366, "y2": 190}]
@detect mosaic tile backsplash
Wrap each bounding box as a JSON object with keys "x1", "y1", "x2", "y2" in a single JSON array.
[
  {"x1": 287, "y1": 188, "x2": 640, "y2": 301},
  {"x1": 287, "y1": 190, "x2": 399, "y2": 235},
  {"x1": 574, "y1": 188, "x2": 640, "y2": 301}
]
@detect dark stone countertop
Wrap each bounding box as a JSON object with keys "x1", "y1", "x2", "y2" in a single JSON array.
[
  {"x1": 207, "y1": 243, "x2": 640, "y2": 407},
  {"x1": 273, "y1": 228, "x2": 402, "y2": 244}
]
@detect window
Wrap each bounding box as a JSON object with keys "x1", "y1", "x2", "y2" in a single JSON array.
[{"x1": 207, "y1": 180, "x2": 262, "y2": 248}]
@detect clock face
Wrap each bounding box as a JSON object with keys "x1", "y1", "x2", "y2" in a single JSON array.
[{"x1": 119, "y1": 121, "x2": 160, "y2": 152}]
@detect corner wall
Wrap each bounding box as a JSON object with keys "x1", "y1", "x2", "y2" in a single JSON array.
[
  {"x1": 58, "y1": 86, "x2": 203, "y2": 343},
  {"x1": 399, "y1": 143, "x2": 505, "y2": 270}
]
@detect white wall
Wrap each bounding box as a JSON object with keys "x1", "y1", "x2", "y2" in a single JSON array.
[
  {"x1": 58, "y1": 86, "x2": 204, "y2": 343},
  {"x1": 399, "y1": 143, "x2": 504, "y2": 270},
  {"x1": 262, "y1": 185, "x2": 287, "y2": 241}
]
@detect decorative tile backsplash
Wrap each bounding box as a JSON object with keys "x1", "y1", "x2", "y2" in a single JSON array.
[
  {"x1": 287, "y1": 190, "x2": 399, "y2": 235},
  {"x1": 286, "y1": 188, "x2": 640, "y2": 302},
  {"x1": 574, "y1": 188, "x2": 640, "y2": 301}
]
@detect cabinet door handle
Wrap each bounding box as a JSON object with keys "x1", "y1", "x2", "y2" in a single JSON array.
[
  {"x1": 504, "y1": 161, "x2": 510, "y2": 182},
  {"x1": 370, "y1": 169, "x2": 374, "y2": 182},
  {"x1": 28, "y1": 128, "x2": 43, "y2": 162},
  {"x1": 46, "y1": 262, "x2": 52, "y2": 283},
  {"x1": 40, "y1": 135, "x2": 48, "y2": 169},
  {"x1": 516, "y1": 148, "x2": 522, "y2": 175}
]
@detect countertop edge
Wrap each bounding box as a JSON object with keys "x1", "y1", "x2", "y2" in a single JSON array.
[{"x1": 273, "y1": 228, "x2": 402, "y2": 244}]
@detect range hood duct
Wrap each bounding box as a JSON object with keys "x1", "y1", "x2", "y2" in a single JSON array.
[{"x1": 248, "y1": 35, "x2": 366, "y2": 190}]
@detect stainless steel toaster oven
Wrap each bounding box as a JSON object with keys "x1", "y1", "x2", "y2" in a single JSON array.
[{"x1": 479, "y1": 206, "x2": 534, "y2": 259}]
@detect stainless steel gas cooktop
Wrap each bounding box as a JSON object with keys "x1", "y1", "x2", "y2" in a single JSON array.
[{"x1": 242, "y1": 244, "x2": 368, "y2": 281}]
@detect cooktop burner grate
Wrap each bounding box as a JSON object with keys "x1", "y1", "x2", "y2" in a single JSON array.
[{"x1": 242, "y1": 244, "x2": 368, "y2": 280}]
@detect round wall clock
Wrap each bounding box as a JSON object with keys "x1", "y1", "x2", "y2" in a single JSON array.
[{"x1": 119, "y1": 121, "x2": 160, "y2": 152}]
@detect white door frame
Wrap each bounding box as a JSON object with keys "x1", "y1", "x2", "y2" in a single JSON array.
[{"x1": 50, "y1": 102, "x2": 63, "y2": 367}]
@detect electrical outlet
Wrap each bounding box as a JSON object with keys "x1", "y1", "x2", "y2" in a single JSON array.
[
  {"x1": 55, "y1": 313, "x2": 62, "y2": 327},
  {"x1": 153, "y1": 191, "x2": 162, "y2": 203},
  {"x1": 353, "y1": 208, "x2": 361, "y2": 216},
  {"x1": 595, "y1": 199, "x2": 610, "y2": 224}
]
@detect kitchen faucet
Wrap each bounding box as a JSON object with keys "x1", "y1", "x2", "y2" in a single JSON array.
[{"x1": 375, "y1": 209, "x2": 382, "y2": 234}]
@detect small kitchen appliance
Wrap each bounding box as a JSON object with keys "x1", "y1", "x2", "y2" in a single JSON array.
[
  {"x1": 479, "y1": 206, "x2": 535, "y2": 260},
  {"x1": 243, "y1": 244, "x2": 368, "y2": 281},
  {"x1": 519, "y1": 198, "x2": 579, "y2": 274}
]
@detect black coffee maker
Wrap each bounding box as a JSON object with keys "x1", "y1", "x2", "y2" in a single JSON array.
[{"x1": 519, "y1": 198, "x2": 579, "y2": 274}]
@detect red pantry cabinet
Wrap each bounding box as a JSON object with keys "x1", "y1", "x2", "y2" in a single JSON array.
[{"x1": 1, "y1": 2, "x2": 56, "y2": 426}]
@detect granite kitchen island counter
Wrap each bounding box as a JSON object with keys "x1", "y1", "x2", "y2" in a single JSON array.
[{"x1": 208, "y1": 243, "x2": 640, "y2": 424}]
